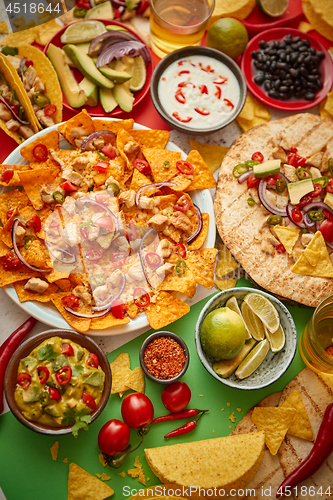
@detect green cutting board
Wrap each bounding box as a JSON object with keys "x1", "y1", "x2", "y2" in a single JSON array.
[{"x1": 0, "y1": 278, "x2": 313, "y2": 500}]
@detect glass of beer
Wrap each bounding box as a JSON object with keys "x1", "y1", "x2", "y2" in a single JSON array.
[
  {"x1": 150, "y1": 0, "x2": 215, "y2": 59},
  {"x1": 299, "y1": 294, "x2": 333, "y2": 375}
]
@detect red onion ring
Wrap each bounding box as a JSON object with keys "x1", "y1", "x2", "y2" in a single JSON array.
[
  {"x1": 78, "y1": 198, "x2": 119, "y2": 232},
  {"x1": 303, "y1": 201, "x2": 333, "y2": 218},
  {"x1": 258, "y1": 179, "x2": 287, "y2": 217},
  {"x1": 139, "y1": 228, "x2": 155, "y2": 289},
  {"x1": 44, "y1": 241, "x2": 77, "y2": 265},
  {"x1": 92, "y1": 272, "x2": 126, "y2": 311},
  {"x1": 64, "y1": 306, "x2": 111, "y2": 318},
  {"x1": 81, "y1": 130, "x2": 116, "y2": 151},
  {"x1": 111, "y1": 0, "x2": 126, "y2": 6},
  {"x1": 237, "y1": 170, "x2": 253, "y2": 184},
  {"x1": 88, "y1": 31, "x2": 138, "y2": 55},
  {"x1": 286, "y1": 203, "x2": 306, "y2": 229},
  {"x1": 12, "y1": 220, "x2": 50, "y2": 273},
  {"x1": 19, "y1": 57, "x2": 27, "y2": 81},
  {"x1": 96, "y1": 41, "x2": 150, "y2": 68},
  {"x1": 135, "y1": 182, "x2": 177, "y2": 205},
  {"x1": 303, "y1": 212, "x2": 315, "y2": 229},
  {"x1": 187, "y1": 205, "x2": 203, "y2": 245},
  {"x1": 0, "y1": 95, "x2": 30, "y2": 126}
]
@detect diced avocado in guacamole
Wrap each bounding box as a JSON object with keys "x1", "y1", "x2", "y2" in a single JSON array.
[{"x1": 14, "y1": 336, "x2": 105, "y2": 434}]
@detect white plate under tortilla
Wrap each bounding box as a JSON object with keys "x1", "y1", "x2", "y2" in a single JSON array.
[{"x1": 1, "y1": 118, "x2": 216, "y2": 336}]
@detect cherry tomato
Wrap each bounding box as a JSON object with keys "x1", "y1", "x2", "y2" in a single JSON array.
[
  {"x1": 60, "y1": 180, "x2": 78, "y2": 192},
  {"x1": 55, "y1": 366, "x2": 72, "y2": 385},
  {"x1": 98, "y1": 419, "x2": 130, "y2": 456},
  {"x1": 133, "y1": 158, "x2": 151, "y2": 176},
  {"x1": 61, "y1": 342, "x2": 74, "y2": 356},
  {"x1": 247, "y1": 172, "x2": 260, "y2": 189},
  {"x1": 121, "y1": 393, "x2": 154, "y2": 429},
  {"x1": 17, "y1": 372, "x2": 31, "y2": 389},
  {"x1": 319, "y1": 220, "x2": 333, "y2": 241},
  {"x1": 323, "y1": 209, "x2": 333, "y2": 221},
  {"x1": 48, "y1": 386, "x2": 61, "y2": 401},
  {"x1": 161, "y1": 381, "x2": 191, "y2": 413},
  {"x1": 100, "y1": 143, "x2": 117, "y2": 159},
  {"x1": 266, "y1": 174, "x2": 283, "y2": 187},
  {"x1": 111, "y1": 299, "x2": 127, "y2": 319},
  {"x1": 86, "y1": 353, "x2": 99, "y2": 368},
  {"x1": 82, "y1": 391, "x2": 96, "y2": 411},
  {"x1": 27, "y1": 214, "x2": 41, "y2": 233},
  {"x1": 0, "y1": 167, "x2": 14, "y2": 183},
  {"x1": 37, "y1": 366, "x2": 49, "y2": 384},
  {"x1": 4, "y1": 253, "x2": 20, "y2": 268},
  {"x1": 61, "y1": 295, "x2": 79, "y2": 308},
  {"x1": 276, "y1": 243, "x2": 286, "y2": 254},
  {"x1": 288, "y1": 152, "x2": 306, "y2": 168}
]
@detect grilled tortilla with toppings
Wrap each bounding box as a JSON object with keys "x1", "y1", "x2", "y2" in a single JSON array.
[
  {"x1": 2, "y1": 45, "x2": 62, "y2": 129},
  {"x1": 215, "y1": 113, "x2": 333, "y2": 307},
  {"x1": 0, "y1": 53, "x2": 38, "y2": 143}
]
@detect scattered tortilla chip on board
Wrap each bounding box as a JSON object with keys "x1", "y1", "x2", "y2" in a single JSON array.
[
  {"x1": 298, "y1": 21, "x2": 314, "y2": 32},
  {"x1": 0, "y1": 21, "x2": 8, "y2": 34},
  {"x1": 215, "y1": 242, "x2": 239, "y2": 277},
  {"x1": 320, "y1": 90, "x2": 333, "y2": 120},
  {"x1": 0, "y1": 25, "x2": 38, "y2": 46},
  {"x1": 236, "y1": 94, "x2": 271, "y2": 132},
  {"x1": 273, "y1": 226, "x2": 300, "y2": 255},
  {"x1": 68, "y1": 463, "x2": 114, "y2": 500},
  {"x1": 215, "y1": 278, "x2": 237, "y2": 291},
  {"x1": 291, "y1": 231, "x2": 333, "y2": 278},
  {"x1": 189, "y1": 140, "x2": 229, "y2": 174},
  {"x1": 302, "y1": 0, "x2": 333, "y2": 42},
  {"x1": 110, "y1": 353, "x2": 144, "y2": 396},
  {"x1": 50, "y1": 441, "x2": 59, "y2": 461},
  {"x1": 251, "y1": 406, "x2": 297, "y2": 455},
  {"x1": 209, "y1": 0, "x2": 256, "y2": 25},
  {"x1": 145, "y1": 292, "x2": 190, "y2": 330},
  {"x1": 281, "y1": 389, "x2": 314, "y2": 441}
]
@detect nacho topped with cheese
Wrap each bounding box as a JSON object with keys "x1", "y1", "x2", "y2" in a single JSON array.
[{"x1": 0, "y1": 110, "x2": 217, "y2": 332}]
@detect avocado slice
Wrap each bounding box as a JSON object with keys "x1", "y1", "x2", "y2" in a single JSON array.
[
  {"x1": 79, "y1": 77, "x2": 98, "y2": 106},
  {"x1": 99, "y1": 66, "x2": 132, "y2": 84},
  {"x1": 100, "y1": 87, "x2": 118, "y2": 113},
  {"x1": 20, "y1": 356, "x2": 37, "y2": 372},
  {"x1": 324, "y1": 192, "x2": 333, "y2": 209},
  {"x1": 76, "y1": 349, "x2": 85, "y2": 362},
  {"x1": 85, "y1": 371, "x2": 104, "y2": 387},
  {"x1": 253, "y1": 159, "x2": 281, "y2": 178},
  {"x1": 213, "y1": 339, "x2": 256, "y2": 378},
  {"x1": 63, "y1": 44, "x2": 114, "y2": 89},
  {"x1": 112, "y1": 83, "x2": 134, "y2": 112},
  {"x1": 85, "y1": 1, "x2": 114, "y2": 19},
  {"x1": 47, "y1": 43, "x2": 88, "y2": 108},
  {"x1": 287, "y1": 178, "x2": 314, "y2": 205},
  {"x1": 22, "y1": 385, "x2": 39, "y2": 403},
  {"x1": 44, "y1": 405, "x2": 60, "y2": 418}
]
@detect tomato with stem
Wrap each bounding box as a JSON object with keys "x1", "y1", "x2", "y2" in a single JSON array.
[
  {"x1": 121, "y1": 393, "x2": 154, "y2": 429},
  {"x1": 98, "y1": 419, "x2": 130, "y2": 456}
]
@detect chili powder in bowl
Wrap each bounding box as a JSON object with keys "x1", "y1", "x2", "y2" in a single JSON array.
[{"x1": 139, "y1": 331, "x2": 189, "y2": 384}]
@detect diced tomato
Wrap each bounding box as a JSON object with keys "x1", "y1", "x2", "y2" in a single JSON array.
[
  {"x1": 76, "y1": 0, "x2": 90, "y2": 8},
  {"x1": 266, "y1": 174, "x2": 283, "y2": 186},
  {"x1": 297, "y1": 194, "x2": 313, "y2": 208},
  {"x1": 27, "y1": 214, "x2": 41, "y2": 233},
  {"x1": 82, "y1": 391, "x2": 96, "y2": 411},
  {"x1": 17, "y1": 372, "x2": 31, "y2": 389},
  {"x1": 37, "y1": 366, "x2": 50, "y2": 384},
  {"x1": 60, "y1": 180, "x2": 78, "y2": 191},
  {"x1": 133, "y1": 158, "x2": 151, "y2": 176},
  {"x1": 251, "y1": 152, "x2": 264, "y2": 163},
  {"x1": 247, "y1": 172, "x2": 260, "y2": 189},
  {"x1": 61, "y1": 295, "x2": 79, "y2": 308},
  {"x1": 113, "y1": 8, "x2": 121, "y2": 17},
  {"x1": 310, "y1": 183, "x2": 323, "y2": 197},
  {"x1": 326, "y1": 180, "x2": 333, "y2": 194},
  {"x1": 287, "y1": 152, "x2": 307, "y2": 168},
  {"x1": 319, "y1": 219, "x2": 333, "y2": 241},
  {"x1": 86, "y1": 353, "x2": 99, "y2": 369},
  {"x1": 4, "y1": 253, "x2": 20, "y2": 268},
  {"x1": 291, "y1": 208, "x2": 302, "y2": 223},
  {"x1": 0, "y1": 167, "x2": 14, "y2": 183},
  {"x1": 290, "y1": 147, "x2": 298, "y2": 153},
  {"x1": 101, "y1": 143, "x2": 117, "y2": 159},
  {"x1": 92, "y1": 161, "x2": 109, "y2": 173},
  {"x1": 48, "y1": 387, "x2": 61, "y2": 401},
  {"x1": 11, "y1": 105, "x2": 19, "y2": 115},
  {"x1": 95, "y1": 216, "x2": 114, "y2": 232},
  {"x1": 276, "y1": 243, "x2": 286, "y2": 254},
  {"x1": 111, "y1": 299, "x2": 127, "y2": 319},
  {"x1": 61, "y1": 342, "x2": 74, "y2": 356},
  {"x1": 136, "y1": 0, "x2": 150, "y2": 13}
]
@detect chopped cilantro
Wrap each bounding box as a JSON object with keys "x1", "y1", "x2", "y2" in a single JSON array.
[
  {"x1": 37, "y1": 344, "x2": 57, "y2": 362},
  {"x1": 63, "y1": 408, "x2": 91, "y2": 437},
  {"x1": 72, "y1": 365, "x2": 84, "y2": 377}
]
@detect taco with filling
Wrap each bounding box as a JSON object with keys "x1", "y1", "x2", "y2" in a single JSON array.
[
  {"x1": 2, "y1": 45, "x2": 62, "y2": 129},
  {"x1": 0, "y1": 52, "x2": 38, "y2": 143}
]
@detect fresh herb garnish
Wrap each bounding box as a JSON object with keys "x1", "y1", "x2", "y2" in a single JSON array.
[
  {"x1": 63, "y1": 408, "x2": 91, "y2": 437},
  {"x1": 37, "y1": 344, "x2": 57, "y2": 362}
]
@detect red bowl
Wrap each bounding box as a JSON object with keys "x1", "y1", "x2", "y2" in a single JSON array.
[
  {"x1": 44, "y1": 19, "x2": 153, "y2": 117},
  {"x1": 241, "y1": 27, "x2": 333, "y2": 111}
]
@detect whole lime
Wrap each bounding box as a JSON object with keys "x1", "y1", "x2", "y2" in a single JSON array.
[
  {"x1": 206, "y1": 18, "x2": 249, "y2": 59},
  {"x1": 200, "y1": 307, "x2": 247, "y2": 360}
]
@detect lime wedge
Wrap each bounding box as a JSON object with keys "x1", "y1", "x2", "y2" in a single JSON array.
[
  {"x1": 241, "y1": 302, "x2": 265, "y2": 341},
  {"x1": 264, "y1": 324, "x2": 285, "y2": 353},
  {"x1": 226, "y1": 297, "x2": 252, "y2": 340},
  {"x1": 129, "y1": 56, "x2": 146, "y2": 92},
  {"x1": 256, "y1": 0, "x2": 289, "y2": 17},
  {"x1": 60, "y1": 20, "x2": 106, "y2": 44},
  {"x1": 243, "y1": 293, "x2": 280, "y2": 333},
  {"x1": 235, "y1": 339, "x2": 270, "y2": 380}
]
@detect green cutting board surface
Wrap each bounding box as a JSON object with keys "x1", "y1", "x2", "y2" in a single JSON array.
[{"x1": 0, "y1": 278, "x2": 313, "y2": 499}]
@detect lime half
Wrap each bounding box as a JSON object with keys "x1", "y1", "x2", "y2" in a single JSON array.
[
  {"x1": 241, "y1": 302, "x2": 265, "y2": 341},
  {"x1": 61, "y1": 20, "x2": 106, "y2": 44},
  {"x1": 129, "y1": 56, "x2": 146, "y2": 92},
  {"x1": 243, "y1": 293, "x2": 280, "y2": 333},
  {"x1": 256, "y1": 0, "x2": 289, "y2": 17},
  {"x1": 265, "y1": 324, "x2": 285, "y2": 352},
  {"x1": 235, "y1": 339, "x2": 270, "y2": 380},
  {"x1": 226, "y1": 297, "x2": 252, "y2": 340}
]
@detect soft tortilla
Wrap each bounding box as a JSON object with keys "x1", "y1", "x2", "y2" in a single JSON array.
[{"x1": 214, "y1": 113, "x2": 333, "y2": 307}]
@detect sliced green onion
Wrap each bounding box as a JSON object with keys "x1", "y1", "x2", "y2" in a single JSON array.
[
  {"x1": 97, "y1": 150, "x2": 109, "y2": 161},
  {"x1": 276, "y1": 178, "x2": 287, "y2": 193},
  {"x1": 267, "y1": 215, "x2": 282, "y2": 225},
  {"x1": 163, "y1": 160, "x2": 171, "y2": 169},
  {"x1": 296, "y1": 167, "x2": 312, "y2": 179},
  {"x1": 89, "y1": 274, "x2": 105, "y2": 286},
  {"x1": 247, "y1": 197, "x2": 255, "y2": 206},
  {"x1": 24, "y1": 235, "x2": 36, "y2": 250},
  {"x1": 175, "y1": 260, "x2": 186, "y2": 276},
  {"x1": 52, "y1": 191, "x2": 65, "y2": 204},
  {"x1": 245, "y1": 160, "x2": 260, "y2": 168},
  {"x1": 314, "y1": 176, "x2": 328, "y2": 188},
  {"x1": 106, "y1": 182, "x2": 120, "y2": 196},
  {"x1": 232, "y1": 163, "x2": 249, "y2": 178},
  {"x1": 308, "y1": 210, "x2": 324, "y2": 222}
]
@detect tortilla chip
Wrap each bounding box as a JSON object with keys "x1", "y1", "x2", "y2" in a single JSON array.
[
  {"x1": 14, "y1": 279, "x2": 58, "y2": 302},
  {"x1": 58, "y1": 110, "x2": 94, "y2": 147},
  {"x1": 215, "y1": 242, "x2": 239, "y2": 277},
  {"x1": 320, "y1": 91, "x2": 333, "y2": 120},
  {"x1": 281, "y1": 389, "x2": 314, "y2": 441},
  {"x1": 237, "y1": 95, "x2": 271, "y2": 132},
  {"x1": 0, "y1": 26, "x2": 38, "y2": 46},
  {"x1": 130, "y1": 129, "x2": 170, "y2": 149},
  {"x1": 99, "y1": 454, "x2": 108, "y2": 467},
  {"x1": 90, "y1": 311, "x2": 130, "y2": 330},
  {"x1": 185, "y1": 150, "x2": 216, "y2": 191},
  {"x1": 138, "y1": 469, "x2": 146, "y2": 485},
  {"x1": 110, "y1": 353, "x2": 131, "y2": 395},
  {"x1": 0, "y1": 21, "x2": 8, "y2": 34},
  {"x1": 22, "y1": 239, "x2": 51, "y2": 269},
  {"x1": 0, "y1": 165, "x2": 31, "y2": 187},
  {"x1": 127, "y1": 468, "x2": 140, "y2": 478},
  {"x1": 251, "y1": 406, "x2": 297, "y2": 455},
  {"x1": 93, "y1": 119, "x2": 134, "y2": 134},
  {"x1": 303, "y1": 0, "x2": 333, "y2": 41},
  {"x1": 126, "y1": 302, "x2": 139, "y2": 319},
  {"x1": 273, "y1": 225, "x2": 300, "y2": 255},
  {"x1": 95, "y1": 473, "x2": 111, "y2": 481},
  {"x1": 186, "y1": 248, "x2": 218, "y2": 288},
  {"x1": 143, "y1": 148, "x2": 182, "y2": 183},
  {"x1": 0, "y1": 258, "x2": 42, "y2": 287},
  {"x1": 53, "y1": 278, "x2": 72, "y2": 292},
  {"x1": 68, "y1": 463, "x2": 114, "y2": 500},
  {"x1": 209, "y1": 0, "x2": 256, "y2": 24},
  {"x1": 170, "y1": 174, "x2": 192, "y2": 192},
  {"x1": 1, "y1": 207, "x2": 18, "y2": 247},
  {"x1": 187, "y1": 213, "x2": 209, "y2": 251},
  {"x1": 125, "y1": 367, "x2": 145, "y2": 393},
  {"x1": 51, "y1": 292, "x2": 91, "y2": 333},
  {"x1": 145, "y1": 291, "x2": 190, "y2": 330},
  {"x1": 35, "y1": 19, "x2": 62, "y2": 46},
  {"x1": 159, "y1": 273, "x2": 197, "y2": 298},
  {"x1": 189, "y1": 140, "x2": 229, "y2": 174},
  {"x1": 298, "y1": 21, "x2": 314, "y2": 32},
  {"x1": 291, "y1": 231, "x2": 333, "y2": 278},
  {"x1": 0, "y1": 238, "x2": 10, "y2": 257},
  {"x1": 50, "y1": 441, "x2": 59, "y2": 461},
  {"x1": 18, "y1": 168, "x2": 60, "y2": 210},
  {"x1": 215, "y1": 278, "x2": 238, "y2": 291},
  {"x1": 0, "y1": 189, "x2": 30, "y2": 224},
  {"x1": 130, "y1": 168, "x2": 151, "y2": 191}
]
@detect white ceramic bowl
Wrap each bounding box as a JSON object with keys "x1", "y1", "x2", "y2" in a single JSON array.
[{"x1": 195, "y1": 288, "x2": 297, "y2": 390}]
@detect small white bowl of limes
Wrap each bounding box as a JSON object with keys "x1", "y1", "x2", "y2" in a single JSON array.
[{"x1": 195, "y1": 288, "x2": 297, "y2": 390}]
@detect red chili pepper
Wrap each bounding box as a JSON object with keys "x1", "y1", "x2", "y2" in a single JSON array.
[
  {"x1": 214, "y1": 86, "x2": 222, "y2": 99},
  {"x1": 4, "y1": 253, "x2": 20, "y2": 268},
  {"x1": 27, "y1": 214, "x2": 41, "y2": 233},
  {"x1": 86, "y1": 249, "x2": 103, "y2": 261},
  {"x1": 55, "y1": 366, "x2": 72, "y2": 385},
  {"x1": 11, "y1": 105, "x2": 19, "y2": 115},
  {"x1": 0, "y1": 167, "x2": 14, "y2": 183},
  {"x1": 133, "y1": 158, "x2": 151, "y2": 176},
  {"x1": 174, "y1": 194, "x2": 191, "y2": 212},
  {"x1": 276, "y1": 243, "x2": 286, "y2": 254},
  {"x1": 172, "y1": 112, "x2": 192, "y2": 123},
  {"x1": 61, "y1": 295, "x2": 79, "y2": 308},
  {"x1": 6, "y1": 209, "x2": 14, "y2": 219},
  {"x1": 37, "y1": 366, "x2": 50, "y2": 384},
  {"x1": 290, "y1": 147, "x2": 298, "y2": 153},
  {"x1": 213, "y1": 76, "x2": 227, "y2": 84},
  {"x1": 145, "y1": 252, "x2": 161, "y2": 268},
  {"x1": 291, "y1": 208, "x2": 303, "y2": 224},
  {"x1": 276, "y1": 403, "x2": 333, "y2": 498},
  {"x1": 178, "y1": 81, "x2": 195, "y2": 88},
  {"x1": 136, "y1": 0, "x2": 149, "y2": 14},
  {"x1": 44, "y1": 104, "x2": 56, "y2": 116},
  {"x1": 310, "y1": 183, "x2": 323, "y2": 197},
  {"x1": 93, "y1": 161, "x2": 109, "y2": 173},
  {"x1": 151, "y1": 408, "x2": 205, "y2": 424},
  {"x1": 178, "y1": 70, "x2": 190, "y2": 75},
  {"x1": 133, "y1": 288, "x2": 150, "y2": 308},
  {"x1": 297, "y1": 193, "x2": 313, "y2": 208},
  {"x1": 17, "y1": 372, "x2": 31, "y2": 390},
  {"x1": 251, "y1": 152, "x2": 264, "y2": 163},
  {"x1": 175, "y1": 89, "x2": 186, "y2": 104},
  {"x1": 60, "y1": 180, "x2": 78, "y2": 191},
  {"x1": 32, "y1": 144, "x2": 48, "y2": 161},
  {"x1": 176, "y1": 161, "x2": 194, "y2": 175},
  {"x1": 175, "y1": 243, "x2": 187, "y2": 258},
  {"x1": 323, "y1": 209, "x2": 333, "y2": 221},
  {"x1": 111, "y1": 251, "x2": 127, "y2": 267},
  {"x1": 0, "y1": 317, "x2": 37, "y2": 413},
  {"x1": 199, "y1": 63, "x2": 214, "y2": 73},
  {"x1": 326, "y1": 180, "x2": 333, "y2": 194},
  {"x1": 223, "y1": 98, "x2": 234, "y2": 109},
  {"x1": 164, "y1": 410, "x2": 208, "y2": 438},
  {"x1": 194, "y1": 107, "x2": 210, "y2": 116},
  {"x1": 287, "y1": 152, "x2": 307, "y2": 168},
  {"x1": 199, "y1": 84, "x2": 208, "y2": 94},
  {"x1": 61, "y1": 342, "x2": 74, "y2": 356},
  {"x1": 125, "y1": 220, "x2": 137, "y2": 242}
]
